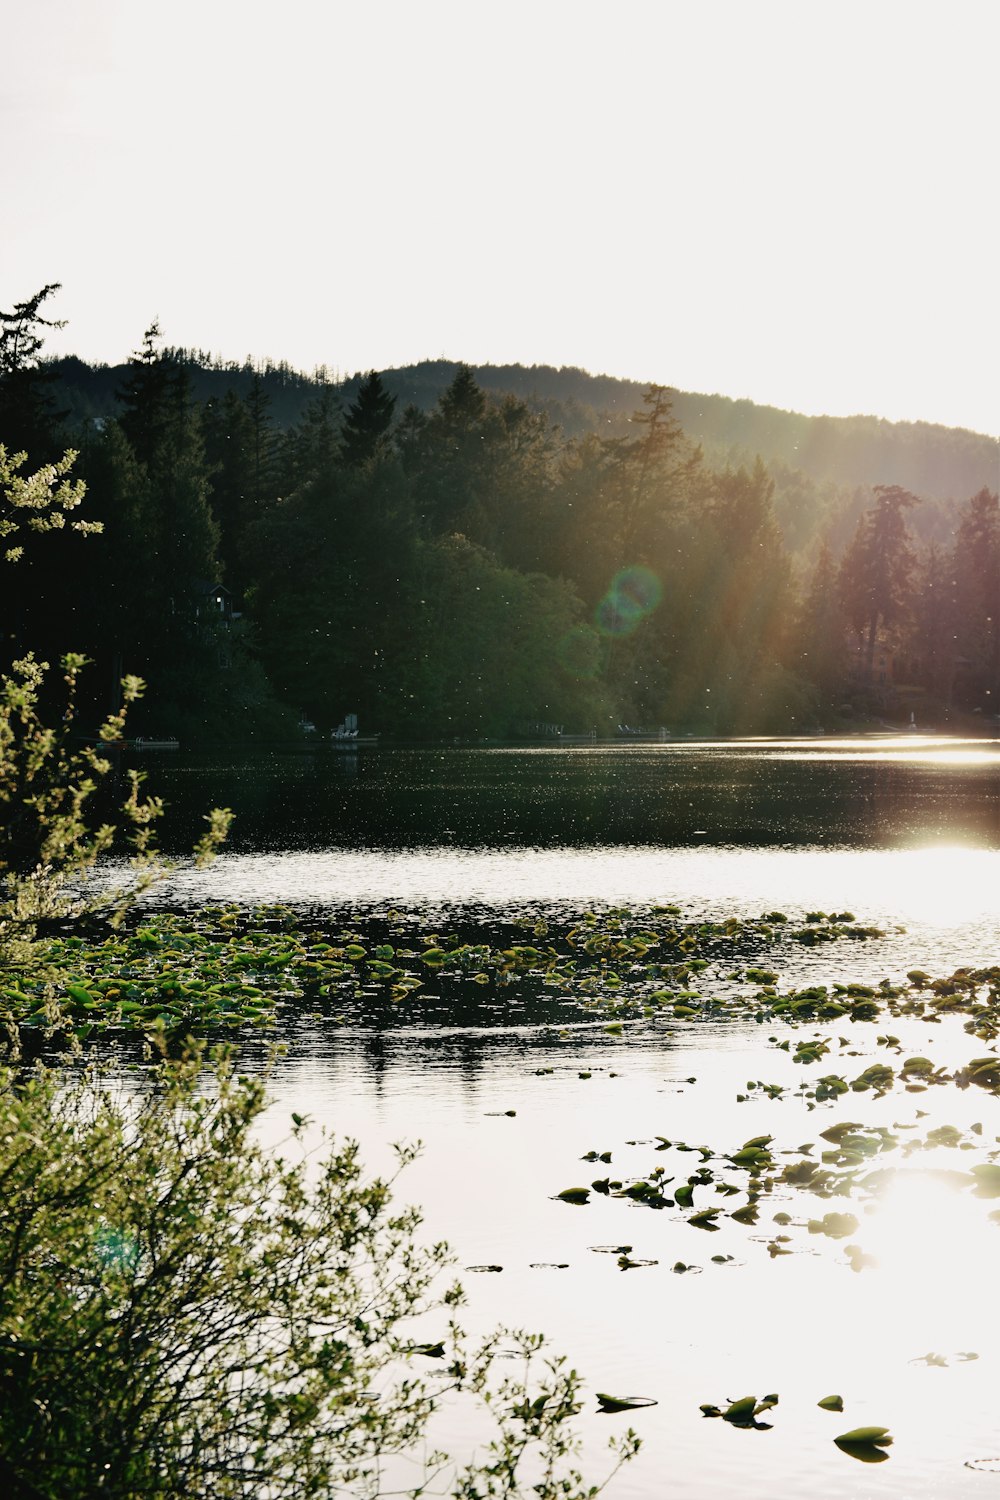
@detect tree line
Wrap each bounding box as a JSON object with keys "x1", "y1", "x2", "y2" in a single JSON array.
[{"x1": 2, "y1": 286, "x2": 997, "y2": 740}]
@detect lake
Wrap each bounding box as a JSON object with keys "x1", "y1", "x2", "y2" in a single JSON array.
[{"x1": 136, "y1": 737, "x2": 1000, "y2": 1497}]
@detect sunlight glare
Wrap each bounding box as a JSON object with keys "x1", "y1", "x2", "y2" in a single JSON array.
[{"x1": 860, "y1": 1170, "x2": 1000, "y2": 1345}]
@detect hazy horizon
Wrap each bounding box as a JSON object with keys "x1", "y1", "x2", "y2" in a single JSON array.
[{"x1": 4, "y1": 0, "x2": 998, "y2": 437}]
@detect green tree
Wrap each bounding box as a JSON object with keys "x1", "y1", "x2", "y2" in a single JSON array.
[
  {"x1": 0, "y1": 449, "x2": 229, "y2": 963},
  {"x1": 796, "y1": 541, "x2": 848, "y2": 709},
  {"x1": 116, "y1": 321, "x2": 178, "y2": 471},
  {"x1": 100, "y1": 324, "x2": 221, "y2": 712},
  {"x1": 387, "y1": 535, "x2": 601, "y2": 737},
  {"x1": 950, "y1": 487, "x2": 1000, "y2": 709},
  {"x1": 402, "y1": 366, "x2": 490, "y2": 535},
  {"x1": 340, "y1": 370, "x2": 397, "y2": 468},
  {"x1": 0, "y1": 284, "x2": 67, "y2": 459},
  {"x1": 201, "y1": 388, "x2": 257, "y2": 579},
  {"x1": 600, "y1": 384, "x2": 691, "y2": 562},
  {"x1": 910, "y1": 541, "x2": 955, "y2": 703},
  {"x1": 245, "y1": 373, "x2": 278, "y2": 513},
  {"x1": 278, "y1": 378, "x2": 341, "y2": 492},
  {"x1": 245, "y1": 455, "x2": 417, "y2": 729},
  {"x1": 838, "y1": 484, "x2": 918, "y2": 689}
]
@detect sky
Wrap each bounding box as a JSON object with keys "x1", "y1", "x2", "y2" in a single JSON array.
[{"x1": 2, "y1": 0, "x2": 998, "y2": 436}]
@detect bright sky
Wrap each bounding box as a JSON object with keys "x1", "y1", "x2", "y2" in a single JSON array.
[{"x1": 2, "y1": 0, "x2": 998, "y2": 435}]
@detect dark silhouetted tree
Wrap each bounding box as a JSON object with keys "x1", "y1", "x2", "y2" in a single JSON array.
[
  {"x1": 838, "y1": 484, "x2": 918, "y2": 687},
  {"x1": 950, "y1": 487, "x2": 1000, "y2": 708},
  {"x1": 340, "y1": 370, "x2": 396, "y2": 468},
  {"x1": 0, "y1": 283, "x2": 67, "y2": 459}
]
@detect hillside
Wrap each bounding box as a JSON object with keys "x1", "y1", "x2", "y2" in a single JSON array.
[
  {"x1": 41, "y1": 352, "x2": 996, "y2": 565},
  {"x1": 48, "y1": 354, "x2": 997, "y2": 513},
  {"x1": 386, "y1": 362, "x2": 998, "y2": 506},
  {"x1": 9, "y1": 346, "x2": 997, "y2": 742}
]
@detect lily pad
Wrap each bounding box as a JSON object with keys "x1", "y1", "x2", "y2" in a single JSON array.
[
  {"x1": 834, "y1": 1427, "x2": 893, "y2": 1463},
  {"x1": 969, "y1": 1163, "x2": 1000, "y2": 1198},
  {"x1": 723, "y1": 1396, "x2": 758, "y2": 1424},
  {"x1": 836, "y1": 1426, "x2": 893, "y2": 1446},
  {"x1": 596, "y1": 1393, "x2": 657, "y2": 1413}
]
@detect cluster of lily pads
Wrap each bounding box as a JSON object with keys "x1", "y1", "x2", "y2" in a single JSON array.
[
  {"x1": 699, "y1": 1393, "x2": 894, "y2": 1464},
  {"x1": 0, "y1": 901, "x2": 894, "y2": 1048},
  {"x1": 558, "y1": 1068, "x2": 1000, "y2": 1257},
  {"x1": 536, "y1": 933, "x2": 1000, "y2": 1472}
]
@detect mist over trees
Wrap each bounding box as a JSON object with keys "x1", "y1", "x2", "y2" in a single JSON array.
[{"x1": 2, "y1": 288, "x2": 998, "y2": 741}]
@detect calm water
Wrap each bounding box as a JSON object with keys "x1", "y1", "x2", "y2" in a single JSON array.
[{"x1": 136, "y1": 739, "x2": 1000, "y2": 1498}]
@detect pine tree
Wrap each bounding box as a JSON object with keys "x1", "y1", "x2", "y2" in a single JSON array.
[
  {"x1": 245, "y1": 373, "x2": 276, "y2": 511},
  {"x1": 911, "y1": 541, "x2": 956, "y2": 702},
  {"x1": 798, "y1": 542, "x2": 847, "y2": 704},
  {"x1": 117, "y1": 322, "x2": 178, "y2": 470},
  {"x1": 838, "y1": 485, "x2": 918, "y2": 688},
  {"x1": 107, "y1": 323, "x2": 221, "y2": 690},
  {"x1": 339, "y1": 370, "x2": 396, "y2": 468},
  {"x1": 201, "y1": 389, "x2": 256, "y2": 579},
  {"x1": 0, "y1": 284, "x2": 67, "y2": 459},
  {"x1": 951, "y1": 487, "x2": 1000, "y2": 708}
]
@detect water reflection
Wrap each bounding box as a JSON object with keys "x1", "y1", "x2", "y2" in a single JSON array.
[
  {"x1": 143, "y1": 843, "x2": 1000, "y2": 988},
  {"x1": 147, "y1": 739, "x2": 1000, "y2": 855},
  {"x1": 124, "y1": 740, "x2": 1000, "y2": 1499}
]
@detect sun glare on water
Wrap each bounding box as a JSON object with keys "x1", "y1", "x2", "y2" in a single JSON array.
[{"x1": 861, "y1": 1168, "x2": 1000, "y2": 1341}]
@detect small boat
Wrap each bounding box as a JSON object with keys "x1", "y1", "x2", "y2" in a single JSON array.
[
  {"x1": 331, "y1": 712, "x2": 379, "y2": 748},
  {"x1": 131, "y1": 736, "x2": 180, "y2": 751}
]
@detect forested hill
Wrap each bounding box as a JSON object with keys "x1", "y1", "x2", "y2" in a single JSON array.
[
  {"x1": 47, "y1": 354, "x2": 998, "y2": 508},
  {"x1": 6, "y1": 303, "x2": 997, "y2": 744}
]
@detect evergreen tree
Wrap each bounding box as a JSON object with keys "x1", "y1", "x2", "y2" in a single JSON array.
[
  {"x1": 201, "y1": 388, "x2": 256, "y2": 579},
  {"x1": 0, "y1": 283, "x2": 67, "y2": 459},
  {"x1": 402, "y1": 366, "x2": 490, "y2": 534},
  {"x1": 951, "y1": 487, "x2": 1000, "y2": 708},
  {"x1": 245, "y1": 373, "x2": 277, "y2": 510},
  {"x1": 797, "y1": 542, "x2": 847, "y2": 707},
  {"x1": 116, "y1": 322, "x2": 178, "y2": 470},
  {"x1": 339, "y1": 370, "x2": 396, "y2": 468},
  {"x1": 838, "y1": 484, "x2": 918, "y2": 688},
  {"x1": 911, "y1": 541, "x2": 956, "y2": 703},
  {"x1": 600, "y1": 384, "x2": 689, "y2": 560},
  {"x1": 278, "y1": 379, "x2": 340, "y2": 491},
  {"x1": 99, "y1": 323, "x2": 221, "y2": 706}
]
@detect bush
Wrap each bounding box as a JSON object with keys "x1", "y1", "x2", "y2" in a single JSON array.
[{"x1": 0, "y1": 1046, "x2": 637, "y2": 1499}]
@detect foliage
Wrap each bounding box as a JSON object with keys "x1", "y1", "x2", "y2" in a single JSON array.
[
  {"x1": 950, "y1": 487, "x2": 1000, "y2": 708},
  {"x1": 837, "y1": 485, "x2": 918, "y2": 683},
  {"x1": 0, "y1": 1045, "x2": 637, "y2": 1499},
  {"x1": 0, "y1": 374, "x2": 632, "y2": 1500},
  {"x1": 0, "y1": 650, "x2": 230, "y2": 968},
  {"x1": 0, "y1": 444, "x2": 97, "y2": 564},
  {"x1": 340, "y1": 370, "x2": 397, "y2": 469},
  {"x1": 6, "y1": 291, "x2": 999, "y2": 734},
  {"x1": 0, "y1": 284, "x2": 68, "y2": 458},
  {"x1": 1, "y1": 445, "x2": 230, "y2": 965},
  {"x1": 1, "y1": 899, "x2": 891, "y2": 1052}
]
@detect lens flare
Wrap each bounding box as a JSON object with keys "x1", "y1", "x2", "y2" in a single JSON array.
[{"x1": 595, "y1": 565, "x2": 662, "y2": 637}]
